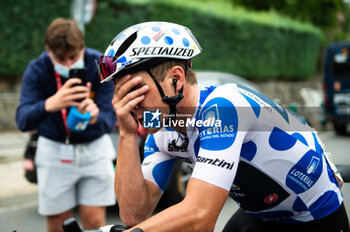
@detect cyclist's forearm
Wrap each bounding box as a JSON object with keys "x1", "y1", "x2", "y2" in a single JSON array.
[
  {"x1": 125, "y1": 178, "x2": 227, "y2": 232},
  {"x1": 115, "y1": 133, "x2": 156, "y2": 225},
  {"x1": 126, "y1": 197, "x2": 214, "y2": 232}
]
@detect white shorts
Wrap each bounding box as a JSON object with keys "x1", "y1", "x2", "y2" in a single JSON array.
[{"x1": 35, "y1": 134, "x2": 116, "y2": 216}]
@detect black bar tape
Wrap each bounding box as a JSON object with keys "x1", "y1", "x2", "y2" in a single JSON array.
[{"x1": 130, "y1": 228, "x2": 144, "y2": 232}]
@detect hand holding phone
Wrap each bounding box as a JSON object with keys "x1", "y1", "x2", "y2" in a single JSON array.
[
  {"x1": 69, "y1": 68, "x2": 87, "y2": 86},
  {"x1": 69, "y1": 68, "x2": 87, "y2": 103}
]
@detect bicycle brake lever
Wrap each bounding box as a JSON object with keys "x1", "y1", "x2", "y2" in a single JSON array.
[
  {"x1": 63, "y1": 217, "x2": 129, "y2": 232},
  {"x1": 62, "y1": 218, "x2": 83, "y2": 232},
  {"x1": 110, "y1": 224, "x2": 129, "y2": 232}
]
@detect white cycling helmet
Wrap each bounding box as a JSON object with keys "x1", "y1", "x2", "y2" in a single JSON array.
[{"x1": 97, "y1": 21, "x2": 202, "y2": 83}]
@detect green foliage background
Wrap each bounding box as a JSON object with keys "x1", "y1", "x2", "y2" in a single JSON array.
[
  {"x1": 0, "y1": 0, "x2": 322, "y2": 80},
  {"x1": 0, "y1": 0, "x2": 71, "y2": 76},
  {"x1": 232, "y1": 0, "x2": 343, "y2": 29}
]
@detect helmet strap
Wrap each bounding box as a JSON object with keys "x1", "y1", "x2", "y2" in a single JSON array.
[{"x1": 146, "y1": 68, "x2": 184, "y2": 122}]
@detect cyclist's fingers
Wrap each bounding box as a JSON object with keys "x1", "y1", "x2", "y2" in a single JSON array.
[
  {"x1": 114, "y1": 84, "x2": 149, "y2": 109},
  {"x1": 113, "y1": 74, "x2": 132, "y2": 97},
  {"x1": 115, "y1": 95, "x2": 145, "y2": 119},
  {"x1": 114, "y1": 76, "x2": 143, "y2": 102}
]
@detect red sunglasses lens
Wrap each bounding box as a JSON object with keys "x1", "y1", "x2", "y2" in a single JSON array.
[{"x1": 98, "y1": 56, "x2": 117, "y2": 81}]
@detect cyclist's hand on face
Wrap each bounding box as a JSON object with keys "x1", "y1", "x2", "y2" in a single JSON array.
[
  {"x1": 45, "y1": 78, "x2": 90, "y2": 112},
  {"x1": 78, "y1": 82, "x2": 100, "y2": 125},
  {"x1": 112, "y1": 74, "x2": 149, "y2": 135}
]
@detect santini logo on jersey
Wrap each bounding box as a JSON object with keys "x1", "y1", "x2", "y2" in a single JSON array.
[
  {"x1": 130, "y1": 47, "x2": 194, "y2": 57},
  {"x1": 197, "y1": 156, "x2": 235, "y2": 170}
]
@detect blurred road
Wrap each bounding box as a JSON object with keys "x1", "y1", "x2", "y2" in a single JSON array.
[{"x1": 0, "y1": 130, "x2": 349, "y2": 231}]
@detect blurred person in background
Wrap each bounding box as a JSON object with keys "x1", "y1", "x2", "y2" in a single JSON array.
[{"x1": 16, "y1": 18, "x2": 116, "y2": 232}]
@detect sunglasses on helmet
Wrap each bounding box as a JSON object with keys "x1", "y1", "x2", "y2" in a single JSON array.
[{"x1": 95, "y1": 56, "x2": 118, "y2": 83}]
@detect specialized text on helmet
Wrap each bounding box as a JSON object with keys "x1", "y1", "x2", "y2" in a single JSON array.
[{"x1": 131, "y1": 47, "x2": 195, "y2": 57}]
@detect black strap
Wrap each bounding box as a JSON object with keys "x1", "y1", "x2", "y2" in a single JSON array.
[{"x1": 146, "y1": 69, "x2": 184, "y2": 117}]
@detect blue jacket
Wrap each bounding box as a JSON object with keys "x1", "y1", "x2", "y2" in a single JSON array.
[{"x1": 16, "y1": 48, "x2": 117, "y2": 144}]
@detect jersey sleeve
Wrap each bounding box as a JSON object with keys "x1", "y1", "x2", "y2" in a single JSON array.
[
  {"x1": 141, "y1": 134, "x2": 176, "y2": 192},
  {"x1": 191, "y1": 86, "x2": 254, "y2": 191}
]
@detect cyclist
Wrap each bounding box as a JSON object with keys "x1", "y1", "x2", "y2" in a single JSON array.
[{"x1": 98, "y1": 21, "x2": 350, "y2": 231}]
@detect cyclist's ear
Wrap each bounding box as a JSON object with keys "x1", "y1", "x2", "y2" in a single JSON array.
[{"x1": 168, "y1": 65, "x2": 185, "y2": 91}]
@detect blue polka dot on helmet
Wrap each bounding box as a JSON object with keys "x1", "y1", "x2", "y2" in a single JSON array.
[{"x1": 98, "y1": 21, "x2": 202, "y2": 82}]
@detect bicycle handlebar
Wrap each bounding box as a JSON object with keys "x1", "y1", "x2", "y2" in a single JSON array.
[{"x1": 62, "y1": 218, "x2": 128, "y2": 232}]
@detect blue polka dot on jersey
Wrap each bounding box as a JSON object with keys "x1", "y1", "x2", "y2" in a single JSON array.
[
  {"x1": 141, "y1": 36, "x2": 151, "y2": 45},
  {"x1": 194, "y1": 137, "x2": 200, "y2": 157},
  {"x1": 182, "y1": 38, "x2": 190, "y2": 47},
  {"x1": 327, "y1": 162, "x2": 338, "y2": 186},
  {"x1": 312, "y1": 132, "x2": 323, "y2": 154},
  {"x1": 152, "y1": 159, "x2": 176, "y2": 191},
  {"x1": 152, "y1": 26, "x2": 161, "y2": 32},
  {"x1": 172, "y1": 28, "x2": 180, "y2": 35},
  {"x1": 240, "y1": 141, "x2": 257, "y2": 161},
  {"x1": 291, "y1": 132, "x2": 308, "y2": 146},
  {"x1": 144, "y1": 134, "x2": 159, "y2": 158},
  {"x1": 240, "y1": 93, "x2": 260, "y2": 118},
  {"x1": 164, "y1": 36, "x2": 173, "y2": 45},
  {"x1": 293, "y1": 197, "x2": 307, "y2": 212},
  {"x1": 269, "y1": 127, "x2": 297, "y2": 151},
  {"x1": 309, "y1": 190, "x2": 340, "y2": 220}
]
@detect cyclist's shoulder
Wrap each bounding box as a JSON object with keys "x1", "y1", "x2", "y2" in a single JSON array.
[
  {"x1": 198, "y1": 84, "x2": 242, "y2": 107},
  {"x1": 198, "y1": 84, "x2": 256, "y2": 122},
  {"x1": 201, "y1": 83, "x2": 238, "y2": 95}
]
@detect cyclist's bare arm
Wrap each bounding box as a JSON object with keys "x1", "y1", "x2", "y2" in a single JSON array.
[
  {"x1": 115, "y1": 132, "x2": 163, "y2": 225},
  {"x1": 126, "y1": 178, "x2": 229, "y2": 232},
  {"x1": 113, "y1": 74, "x2": 161, "y2": 225}
]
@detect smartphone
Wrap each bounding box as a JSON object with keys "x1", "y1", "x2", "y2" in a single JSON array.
[
  {"x1": 69, "y1": 68, "x2": 87, "y2": 86},
  {"x1": 69, "y1": 68, "x2": 87, "y2": 102}
]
